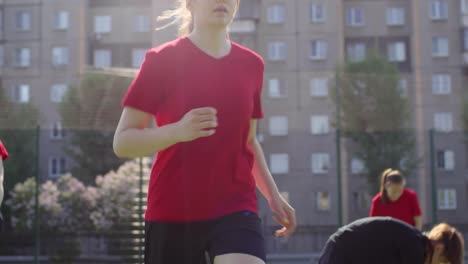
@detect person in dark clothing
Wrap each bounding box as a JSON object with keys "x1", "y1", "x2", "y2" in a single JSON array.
[{"x1": 319, "y1": 217, "x2": 464, "y2": 264}]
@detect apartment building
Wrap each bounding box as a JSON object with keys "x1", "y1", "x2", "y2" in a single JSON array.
[
  {"x1": 2, "y1": 0, "x2": 466, "y2": 229},
  {"x1": 0, "y1": 0, "x2": 152, "y2": 179},
  {"x1": 88, "y1": 0, "x2": 152, "y2": 69},
  {"x1": 256, "y1": 0, "x2": 468, "y2": 226},
  {"x1": 0, "y1": 0, "x2": 86, "y2": 179}
]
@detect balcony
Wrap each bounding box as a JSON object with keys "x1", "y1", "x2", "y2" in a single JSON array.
[
  {"x1": 229, "y1": 0, "x2": 260, "y2": 34},
  {"x1": 462, "y1": 15, "x2": 468, "y2": 27},
  {"x1": 463, "y1": 52, "x2": 468, "y2": 65},
  {"x1": 229, "y1": 20, "x2": 256, "y2": 34}
]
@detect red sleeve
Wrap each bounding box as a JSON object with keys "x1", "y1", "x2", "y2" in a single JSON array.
[
  {"x1": 410, "y1": 190, "x2": 422, "y2": 217},
  {"x1": 369, "y1": 195, "x2": 382, "y2": 216},
  {"x1": 0, "y1": 140, "x2": 8, "y2": 160},
  {"x1": 122, "y1": 50, "x2": 166, "y2": 115},
  {"x1": 251, "y1": 58, "x2": 264, "y2": 119}
]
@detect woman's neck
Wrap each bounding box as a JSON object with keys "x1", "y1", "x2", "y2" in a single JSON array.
[{"x1": 188, "y1": 27, "x2": 231, "y2": 58}]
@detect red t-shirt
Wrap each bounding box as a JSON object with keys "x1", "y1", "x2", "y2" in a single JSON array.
[
  {"x1": 369, "y1": 188, "x2": 422, "y2": 226},
  {"x1": 0, "y1": 140, "x2": 8, "y2": 160},
  {"x1": 122, "y1": 37, "x2": 264, "y2": 222}
]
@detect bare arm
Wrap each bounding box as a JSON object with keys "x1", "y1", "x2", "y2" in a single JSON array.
[
  {"x1": 113, "y1": 107, "x2": 179, "y2": 158},
  {"x1": 248, "y1": 120, "x2": 296, "y2": 237},
  {"x1": 414, "y1": 216, "x2": 422, "y2": 231},
  {"x1": 248, "y1": 121, "x2": 281, "y2": 201},
  {"x1": 113, "y1": 107, "x2": 218, "y2": 158}
]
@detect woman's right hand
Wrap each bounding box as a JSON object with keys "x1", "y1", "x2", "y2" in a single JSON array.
[{"x1": 175, "y1": 107, "x2": 218, "y2": 142}]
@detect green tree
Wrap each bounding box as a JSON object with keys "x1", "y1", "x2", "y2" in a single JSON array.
[
  {"x1": 58, "y1": 73, "x2": 131, "y2": 184},
  {"x1": 0, "y1": 82, "x2": 41, "y2": 200},
  {"x1": 332, "y1": 53, "x2": 418, "y2": 193}
]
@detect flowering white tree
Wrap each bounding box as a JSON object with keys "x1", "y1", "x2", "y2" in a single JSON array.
[
  {"x1": 6, "y1": 176, "x2": 97, "y2": 232},
  {"x1": 90, "y1": 159, "x2": 144, "y2": 231},
  {"x1": 6, "y1": 158, "x2": 149, "y2": 232}
]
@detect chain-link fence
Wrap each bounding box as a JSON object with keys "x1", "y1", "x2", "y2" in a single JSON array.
[
  {"x1": 0, "y1": 128, "x2": 149, "y2": 264},
  {"x1": 2, "y1": 128, "x2": 468, "y2": 263}
]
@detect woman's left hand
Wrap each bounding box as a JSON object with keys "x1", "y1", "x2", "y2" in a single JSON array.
[{"x1": 268, "y1": 194, "x2": 297, "y2": 238}]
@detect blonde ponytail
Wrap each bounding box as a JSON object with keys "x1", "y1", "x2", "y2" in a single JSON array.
[{"x1": 156, "y1": 0, "x2": 193, "y2": 37}]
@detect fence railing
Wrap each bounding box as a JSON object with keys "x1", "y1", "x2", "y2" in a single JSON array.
[{"x1": 1, "y1": 127, "x2": 468, "y2": 263}]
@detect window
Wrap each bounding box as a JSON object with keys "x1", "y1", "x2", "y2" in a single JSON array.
[
  {"x1": 94, "y1": 16, "x2": 111, "y2": 33},
  {"x1": 430, "y1": 0, "x2": 448, "y2": 20},
  {"x1": 311, "y1": 115, "x2": 329, "y2": 135},
  {"x1": 14, "y1": 48, "x2": 31, "y2": 67},
  {"x1": 280, "y1": 191, "x2": 290, "y2": 203},
  {"x1": 50, "y1": 84, "x2": 67, "y2": 103},
  {"x1": 463, "y1": 0, "x2": 468, "y2": 15},
  {"x1": 347, "y1": 43, "x2": 366, "y2": 62},
  {"x1": 132, "y1": 49, "x2": 146, "y2": 68},
  {"x1": 54, "y1": 11, "x2": 69, "y2": 30},
  {"x1": 437, "y1": 150, "x2": 455, "y2": 170},
  {"x1": 15, "y1": 11, "x2": 31, "y2": 31},
  {"x1": 386, "y1": 8, "x2": 405, "y2": 26},
  {"x1": 270, "y1": 154, "x2": 289, "y2": 174},
  {"x1": 432, "y1": 37, "x2": 449, "y2": 57},
  {"x1": 257, "y1": 133, "x2": 264, "y2": 143},
  {"x1": 316, "y1": 191, "x2": 330, "y2": 210},
  {"x1": 49, "y1": 157, "x2": 66, "y2": 178},
  {"x1": 50, "y1": 122, "x2": 65, "y2": 139},
  {"x1": 310, "y1": 3, "x2": 325, "y2": 23},
  {"x1": 438, "y1": 189, "x2": 456, "y2": 210},
  {"x1": 387, "y1": 42, "x2": 406, "y2": 62},
  {"x1": 347, "y1": 7, "x2": 364, "y2": 26},
  {"x1": 351, "y1": 158, "x2": 365, "y2": 174},
  {"x1": 310, "y1": 40, "x2": 327, "y2": 60},
  {"x1": 94, "y1": 49, "x2": 111, "y2": 68},
  {"x1": 13, "y1": 84, "x2": 30, "y2": 103},
  {"x1": 311, "y1": 153, "x2": 330, "y2": 174},
  {"x1": 310, "y1": 78, "x2": 328, "y2": 97},
  {"x1": 134, "y1": 15, "x2": 150, "y2": 32},
  {"x1": 267, "y1": 4, "x2": 285, "y2": 24},
  {"x1": 398, "y1": 79, "x2": 408, "y2": 97},
  {"x1": 269, "y1": 116, "x2": 288, "y2": 136},
  {"x1": 268, "y1": 42, "x2": 287, "y2": 61},
  {"x1": 432, "y1": 74, "x2": 451, "y2": 94},
  {"x1": 353, "y1": 191, "x2": 370, "y2": 210},
  {"x1": 268, "y1": 78, "x2": 286, "y2": 98},
  {"x1": 0, "y1": 46, "x2": 4, "y2": 66},
  {"x1": 52, "y1": 47, "x2": 68, "y2": 66},
  {"x1": 463, "y1": 30, "x2": 468, "y2": 51},
  {"x1": 434, "y1": 112, "x2": 453, "y2": 132}
]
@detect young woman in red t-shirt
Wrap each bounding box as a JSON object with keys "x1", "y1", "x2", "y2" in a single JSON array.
[
  {"x1": 113, "y1": 0, "x2": 296, "y2": 263},
  {"x1": 369, "y1": 168, "x2": 422, "y2": 230}
]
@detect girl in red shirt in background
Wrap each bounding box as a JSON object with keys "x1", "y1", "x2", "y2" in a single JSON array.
[{"x1": 370, "y1": 168, "x2": 422, "y2": 230}]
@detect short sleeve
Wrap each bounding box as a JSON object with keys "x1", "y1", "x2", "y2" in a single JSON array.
[
  {"x1": 0, "y1": 140, "x2": 8, "y2": 160},
  {"x1": 252, "y1": 59, "x2": 264, "y2": 119},
  {"x1": 411, "y1": 190, "x2": 422, "y2": 217},
  {"x1": 122, "y1": 50, "x2": 166, "y2": 115}
]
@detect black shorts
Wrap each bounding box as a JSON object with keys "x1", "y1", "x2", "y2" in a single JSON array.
[{"x1": 144, "y1": 211, "x2": 266, "y2": 264}]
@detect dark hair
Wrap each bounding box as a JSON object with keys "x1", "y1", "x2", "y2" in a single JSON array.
[
  {"x1": 427, "y1": 223, "x2": 465, "y2": 264},
  {"x1": 379, "y1": 168, "x2": 404, "y2": 204}
]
